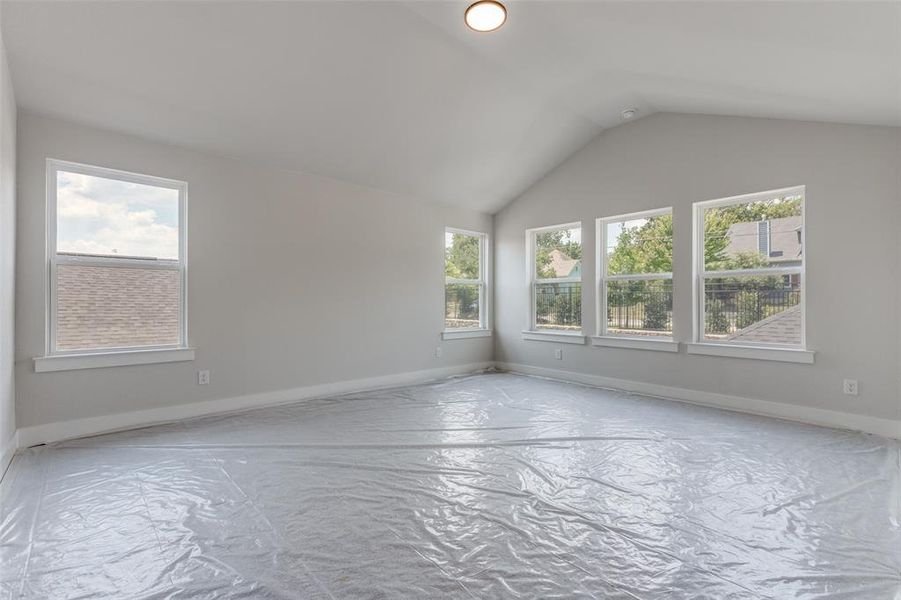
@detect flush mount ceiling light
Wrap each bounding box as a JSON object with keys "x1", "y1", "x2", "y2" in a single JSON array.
[{"x1": 465, "y1": 0, "x2": 507, "y2": 32}]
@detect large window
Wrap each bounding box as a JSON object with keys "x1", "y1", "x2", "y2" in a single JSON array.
[
  {"x1": 527, "y1": 223, "x2": 582, "y2": 332},
  {"x1": 47, "y1": 160, "x2": 187, "y2": 355},
  {"x1": 597, "y1": 208, "x2": 673, "y2": 339},
  {"x1": 694, "y1": 187, "x2": 805, "y2": 348},
  {"x1": 444, "y1": 228, "x2": 488, "y2": 333}
]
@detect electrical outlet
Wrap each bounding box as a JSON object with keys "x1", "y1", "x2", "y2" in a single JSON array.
[
  {"x1": 435, "y1": 347, "x2": 442, "y2": 359},
  {"x1": 554, "y1": 348, "x2": 563, "y2": 360},
  {"x1": 842, "y1": 378, "x2": 858, "y2": 396},
  {"x1": 198, "y1": 370, "x2": 210, "y2": 385}
]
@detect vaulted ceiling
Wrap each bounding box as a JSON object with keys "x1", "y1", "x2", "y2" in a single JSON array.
[{"x1": 3, "y1": 1, "x2": 899, "y2": 213}]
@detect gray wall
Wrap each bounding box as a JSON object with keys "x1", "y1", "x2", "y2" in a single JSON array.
[
  {"x1": 16, "y1": 113, "x2": 493, "y2": 428},
  {"x1": 0, "y1": 29, "x2": 15, "y2": 463},
  {"x1": 494, "y1": 113, "x2": 901, "y2": 421}
]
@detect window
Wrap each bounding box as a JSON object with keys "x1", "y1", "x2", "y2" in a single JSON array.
[
  {"x1": 527, "y1": 223, "x2": 582, "y2": 332},
  {"x1": 693, "y1": 186, "x2": 805, "y2": 349},
  {"x1": 46, "y1": 160, "x2": 188, "y2": 357},
  {"x1": 444, "y1": 228, "x2": 489, "y2": 336},
  {"x1": 597, "y1": 208, "x2": 673, "y2": 339}
]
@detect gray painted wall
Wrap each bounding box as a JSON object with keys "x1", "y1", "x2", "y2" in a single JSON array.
[
  {"x1": 0, "y1": 29, "x2": 16, "y2": 465},
  {"x1": 494, "y1": 113, "x2": 901, "y2": 421},
  {"x1": 16, "y1": 114, "x2": 493, "y2": 428}
]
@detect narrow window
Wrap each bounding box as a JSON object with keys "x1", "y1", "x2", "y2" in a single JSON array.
[
  {"x1": 598, "y1": 209, "x2": 673, "y2": 338},
  {"x1": 527, "y1": 223, "x2": 582, "y2": 332},
  {"x1": 694, "y1": 187, "x2": 805, "y2": 347},
  {"x1": 444, "y1": 228, "x2": 488, "y2": 331},
  {"x1": 48, "y1": 160, "x2": 187, "y2": 354}
]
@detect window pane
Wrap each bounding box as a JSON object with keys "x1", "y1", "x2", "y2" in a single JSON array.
[
  {"x1": 606, "y1": 214, "x2": 672, "y2": 275},
  {"x1": 535, "y1": 227, "x2": 581, "y2": 279},
  {"x1": 535, "y1": 282, "x2": 581, "y2": 330},
  {"x1": 57, "y1": 170, "x2": 180, "y2": 260},
  {"x1": 606, "y1": 279, "x2": 672, "y2": 337},
  {"x1": 56, "y1": 264, "x2": 180, "y2": 350},
  {"x1": 704, "y1": 274, "x2": 801, "y2": 345},
  {"x1": 445, "y1": 283, "x2": 480, "y2": 329},
  {"x1": 445, "y1": 232, "x2": 480, "y2": 280},
  {"x1": 704, "y1": 194, "x2": 802, "y2": 272}
]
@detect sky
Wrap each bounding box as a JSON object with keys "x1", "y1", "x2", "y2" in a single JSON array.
[{"x1": 56, "y1": 171, "x2": 179, "y2": 260}]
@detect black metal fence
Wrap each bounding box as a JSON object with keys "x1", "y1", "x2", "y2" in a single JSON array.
[
  {"x1": 704, "y1": 278, "x2": 800, "y2": 335},
  {"x1": 606, "y1": 282, "x2": 672, "y2": 334},
  {"x1": 535, "y1": 283, "x2": 581, "y2": 329},
  {"x1": 445, "y1": 284, "x2": 479, "y2": 328}
]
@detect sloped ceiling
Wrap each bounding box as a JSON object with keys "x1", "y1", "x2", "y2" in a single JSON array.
[{"x1": 3, "y1": 1, "x2": 899, "y2": 213}]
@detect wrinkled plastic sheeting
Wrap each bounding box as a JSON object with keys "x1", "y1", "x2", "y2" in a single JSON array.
[{"x1": 1, "y1": 372, "x2": 899, "y2": 599}]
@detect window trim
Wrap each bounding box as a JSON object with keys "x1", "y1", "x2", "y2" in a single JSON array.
[
  {"x1": 44, "y1": 159, "x2": 190, "y2": 360},
  {"x1": 525, "y1": 221, "x2": 583, "y2": 334},
  {"x1": 443, "y1": 227, "x2": 490, "y2": 335},
  {"x1": 692, "y1": 185, "x2": 807, "y2": 351},
  {"x1": 596, "y1": 207, "x2": 674, "y2": 342}
]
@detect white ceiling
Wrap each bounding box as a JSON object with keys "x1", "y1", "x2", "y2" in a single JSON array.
[{"x1": 3, "y1": 1, "x2": 899, "y2": 213}]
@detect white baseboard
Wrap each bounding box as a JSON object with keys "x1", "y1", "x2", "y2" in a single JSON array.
[
  {"x1": 14, "y1": 359, "x2": 900, "y2": 448},
  {"x1": 16, "y1": 362, "x2": 494, "y2": 448},
  {"x1": 1, "y1": 431, "x2": 17, "y2": 481},
  {"x1": 496, "y1": 362, "x2": 901, "y2": 439}
]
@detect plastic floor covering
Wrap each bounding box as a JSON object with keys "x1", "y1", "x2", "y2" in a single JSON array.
[{"x1": 1, "y1": 372, "x2": 899, "y2": 599}]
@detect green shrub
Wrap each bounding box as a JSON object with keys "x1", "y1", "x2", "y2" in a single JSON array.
[
  {"x1": 706, "y1": 298, "x2": 729, "y2": 333},
  {"x1": 736, "y1": 290, "x2": 763, "y2": 329}
]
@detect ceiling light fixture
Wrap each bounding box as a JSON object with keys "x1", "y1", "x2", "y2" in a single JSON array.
[
  {"x1": 465, "y1": 0, "x2": 507, "y2": 32},
  {"x1": 621, "y1": 108, "x2": 638, "y2": 120}
]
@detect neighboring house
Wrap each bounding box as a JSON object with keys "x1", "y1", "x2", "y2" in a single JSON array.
[
  {"x1": 547, "y1": 248, "x2": 581, "y2": 278},
  {"x1": 725, "y1": 215, "x2": 802, "y2": 267}
]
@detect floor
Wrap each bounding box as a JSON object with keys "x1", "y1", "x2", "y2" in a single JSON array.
[{"x1": 1, "y1": 372, "x2": 899, "y2": 599}]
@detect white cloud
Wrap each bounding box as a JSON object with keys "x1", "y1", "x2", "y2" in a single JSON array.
[{"x1": 57, "y1": 171, "x2": 179, "y2": 259}]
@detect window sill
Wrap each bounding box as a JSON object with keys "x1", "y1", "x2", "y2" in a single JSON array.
[
  {"x1": 442, "y1": 329, "x2": 492, "y2": 340},
  {"x1": 685, "y1": 343, "x2": 814, "y2": 364},
  {"x1": 591, "y1": 336, "x2": 679, "y2": 352},
  {"x1": 522, "y1": 330, "x2": 586, "y2": 345},
  {"x1": 34, "y1": 347, "x2": 196, "y2": 373}
]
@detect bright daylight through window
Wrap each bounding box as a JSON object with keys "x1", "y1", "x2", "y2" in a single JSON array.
[
  {"x1": 599, "y1": 209, "x2": 673, "y2": 338},
  {"x1": 695, "y1": 187, "x2": 804, "y2": 347},
  {"x1": 48, "y1": 160, "x2": 187, "y2": 354},
  {"x1": 444, "y1": 229, "x2": 487, "y2": 331},
  {"x1": 529, "y1": 224, "x2": 582, "y2": 331}
]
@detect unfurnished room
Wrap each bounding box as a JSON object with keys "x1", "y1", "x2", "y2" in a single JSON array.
[{"x1": 0, "y1": 1, "x2": 899, "y2": 598}]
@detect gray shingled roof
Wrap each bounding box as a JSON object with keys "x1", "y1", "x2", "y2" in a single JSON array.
[
  {"x1": 727, "y1": 304, "x2": 801, "y2": 345},
  {"x1": 57, "y1": 264, "x2": 179, "y2": 350}
]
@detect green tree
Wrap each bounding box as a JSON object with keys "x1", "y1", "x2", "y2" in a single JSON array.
[
  {"x1": 607, "y1": 197, "x2": 801, "y2": 274},
  {"x1": 608, "y1": 214, "x2": 673, "y2": 275},
  {"x1": 445, "y1": 233, "x2": 480, "y2": 279}
]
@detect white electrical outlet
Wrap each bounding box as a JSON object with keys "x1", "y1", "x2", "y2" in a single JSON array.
[
  {"x1": 842, "y1": 379, "x2": 858, "y2": 396},
  {"x1": 198, "y1": 370, "x2": 210, "y2": 385},
  {"x1": 435, "y1": 347, "x2": 442, "y2": 359},
  {"x1": 554, "y1": 348, "x2": 563, "y2": 360}
]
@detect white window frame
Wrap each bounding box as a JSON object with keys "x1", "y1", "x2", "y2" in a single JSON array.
[
  {"x1": 442, "y1": 227, "x2": 491, "y2": 340},
  {"x1": 688, "y1": 185, "x2": 813, "y2": 363},
  {"x1": 593, "y1": 208, "x2": 677, "y2": 352},
  {"x1": 523, "y1": 222, "x2": 585, "y2": 343},
  {"x1": 37, "y1": 159, "x2": 193, "y2": 371}
]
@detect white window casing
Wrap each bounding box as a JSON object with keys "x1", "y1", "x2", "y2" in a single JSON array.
[
  {"x1": 595, "y1": 207, "x2": 674, "y2": 351},
  {"x1": 524, "y1": 222, "x2": 583, "y2": 340},
  {"x1": 38, "y1": 159, "x2": 192, "y2": 371},
  {"x1": 690, "y1": 185, "x2": 813, "y2": 363},
  {"x1": 443, "y1": 227, "x2": 490, "y2": 339}
]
